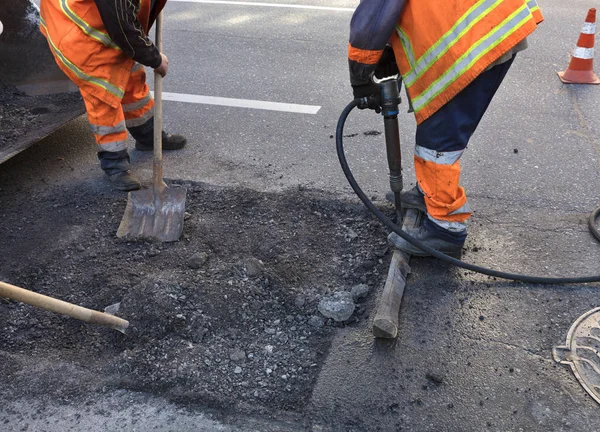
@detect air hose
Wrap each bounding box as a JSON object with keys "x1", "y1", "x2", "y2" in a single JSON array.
[
  {"x1": 336, "y1": 99, "x2": 600, "y2": 284},
  {"x1": 590, "y1": 206, "x2": 600, "y2": 243}
]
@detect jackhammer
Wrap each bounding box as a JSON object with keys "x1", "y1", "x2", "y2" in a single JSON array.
[{"x1": 336, "y1": 76, "x2": 600, "y2": 285}]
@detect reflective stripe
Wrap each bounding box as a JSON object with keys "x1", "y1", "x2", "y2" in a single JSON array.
[
  {"x1": 526, "y1": 0, "x2": 540, "y2": 15},
  {"x1": 122, "y1": 94, "x2": 152, "y2": 112},
  {"x1": 415, "y1": 145, "x2": 464, "y2": 165},
  {"x1": 132, "y1": 62, "x2": 145, "y2": 72},
  {"x1": 396, "y1": 27, "x2": 416, "y2": 69},
  {"x1": 125, "y1": 107, "x2": 154, "y2": 127},
  {"x1": 448, "y1": 202, "x2": 471, "y2": 216},
  {"x1": 98, "y1": 140, "x2": 128, "y2": 152},
  {"x1": 60, "y1": 0, "x2": 120, "y2": 49},
  {"x1": 573, "y1": 47, "x2": 594, "y2": 59},
  {"x1": 427, "y1": 214, "x2": 467, "y2": 233},
  {"x1": 90, "y1": 120, "x2": 126, "y2": 136},
  {"x1": 582, "y1": 23, "x2": 596, "y2": 35},
  {"x1": 40, "y1": 19, "x2": 125, "y2": 99},
  {"x1": 403, "y1": 0, "x2": 503, "y2": 86},
  {"x1": 412, "y1": 5, "x2": 532, "y2": 113}
]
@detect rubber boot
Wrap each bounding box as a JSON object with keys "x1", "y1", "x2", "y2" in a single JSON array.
[
  {"x1": 98, "y1": 150, "x2": 142, "y2": 191},
  {"x1": 128, "y1": 117, "x2": 187, "y2": 151}
]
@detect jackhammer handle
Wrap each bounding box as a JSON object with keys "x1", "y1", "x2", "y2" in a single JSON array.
[
  {"x1": 0, "y1": 281, "x2": 129, "y2": 333},
  {"x1": 153, "y1": 12, "x2": 165, "y2": 192}
]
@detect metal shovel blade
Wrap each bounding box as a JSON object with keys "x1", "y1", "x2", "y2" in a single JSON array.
[{"x1": 117, "y1": 186, "x2": 187, "y2": 242}]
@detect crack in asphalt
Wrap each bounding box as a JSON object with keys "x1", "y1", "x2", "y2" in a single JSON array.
[{"x1": 460, "y1": 333, "x2": 553, "y2": 363}]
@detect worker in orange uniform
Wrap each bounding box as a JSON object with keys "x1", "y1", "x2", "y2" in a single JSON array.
[
  {"x1": 39, "y1": 0, "x2": 186, "y2": 191},
  {"x1": 349, "y1": 0, "x2": 543, "y2": 256}
]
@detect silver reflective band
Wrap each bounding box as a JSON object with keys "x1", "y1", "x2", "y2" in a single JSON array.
[
  {"x1": 448, "y1": 202, "x2": 471, "y2": 216},
  {"x1": 402, "y1": 0, "x2": 502, "y2": 86},
  {"x1": 427, "y1": 214, "x2": 467, "y2": 233},
  {"x1": 582, "y1": 23, "x2": 596, "y2": 35},
  {"x1": 573, "y1": 47, "x2": 594, "y2": 59},
  {"x1": 40, "y1": 19, "x2": 125, "y2": 98},
  {"x1": 89, "y1": 120, "x2": 126, "y2": 136},
  {"x1": 0, "y1": 20, "x2": 3, "y2": 35},
  {"x1": 412, "y1": 6, "x2": 531, "y2": 112},
  {"x1": 97, "y1": 140, "x2": 127, "y2": 152},
  {"x1": 415, "y1": 145, "x2": 464, "y2": 165},
  {"x1": 60, "y1": 0, "x2": 119, "y2": 49},
  {"x1": 122, "y1": 94, "x2": 152, "y2": 112},
  {"x1": 396, "y1": 27, "x2": 416, "y2": 69},
  {"x1": 125, "y1": 107, "x2": 154, "y2": 128},
  {"x1": 132, "y1": 62, "x2": 145, "y2": 72}
]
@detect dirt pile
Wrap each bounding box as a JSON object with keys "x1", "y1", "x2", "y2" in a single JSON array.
[
  {"x1": 0, "y1": 181, "x2": 390, "y2": 416},
  {"x1": 0, "y1": 84, "x2": 83, "y2": 155}
]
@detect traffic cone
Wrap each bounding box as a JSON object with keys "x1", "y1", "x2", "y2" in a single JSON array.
[{"x1": 558, "y1": 8, "x2": 600, "y2": 84}]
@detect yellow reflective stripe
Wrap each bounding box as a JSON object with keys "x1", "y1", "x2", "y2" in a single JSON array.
[
  {"x1": 40, "y1": 19, "x2": 125, "y2": 99},
  {"x1": 60, "y1": 0, "x2": 120, "y2": 50},
  {"x1": 412, "y1": 5, "x2": 532, "y2": 113},
  {"x1": 403, "y1": 0, "x2": 503, "y2": 87},
  {"x1": 395, "y1": 26, "x2": 416, "y2": 69},
  {"x1": 526, "y1": 0, "x2": 539, "y2": 11}
]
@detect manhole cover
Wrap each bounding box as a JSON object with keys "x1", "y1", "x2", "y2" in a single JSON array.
[{"x1": 553, "y1": 307, "x2": 600, "y2": 404}]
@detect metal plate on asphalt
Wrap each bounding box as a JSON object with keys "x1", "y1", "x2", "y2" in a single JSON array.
[{"x1": 553, "y1": 307, "x2": 600, "y2": 404}]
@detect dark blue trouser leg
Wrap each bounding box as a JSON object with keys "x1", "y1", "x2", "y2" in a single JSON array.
[{"x1": 415, "y1": 56, "x2": 515, "y2": 242}]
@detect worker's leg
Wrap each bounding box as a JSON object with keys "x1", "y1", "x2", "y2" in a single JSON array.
[
  {"x1": 390, "y1": 56, "x2": 515, "y2": 255},
  {"x1": 80, "y1": 89, "x2": 142, "y2": 191},
  {"x1": 123, "y1": 63, "x2": 187, "y2": 151}
]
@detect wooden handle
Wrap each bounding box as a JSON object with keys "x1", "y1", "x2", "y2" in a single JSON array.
[
  {"x1": 373, "y1": 250, "x2": 410, "y2": 338},
  {"x1": 372, "y1": 208, "x2": 422, "y2": 339},
  {"x1": 0, "y1": 281, "x2": 129, "y2": 333},
  {"x1": 153, "y1": 11, "x2": 164, "y2": 193}
]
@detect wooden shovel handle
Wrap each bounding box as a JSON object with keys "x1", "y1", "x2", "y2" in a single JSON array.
[
  {"x1": 0, "y1": 281, "x2": 129, "y2": 333},
  {"x1": 153, "y1": 12, "x2": 164, "y2": 193}
]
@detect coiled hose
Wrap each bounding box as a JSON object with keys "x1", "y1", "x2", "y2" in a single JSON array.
[
  {"x1": 590, "y1": 206, "x2": 600, "y2": 243},
  {"x1": 336, "y1": 99, "x2": 600, "y2": 284}
]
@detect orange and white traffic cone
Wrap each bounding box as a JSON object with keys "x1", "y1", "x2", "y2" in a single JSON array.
[{"x1": 558, "y1": 8, "x2": 600, "y2": 84}]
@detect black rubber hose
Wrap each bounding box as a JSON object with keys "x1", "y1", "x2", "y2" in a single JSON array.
[
  {"x1": 337, "y1": 99, "x2": 600, "y2": 284},
  {"x1": 590, "y1": 206, "x2": 600, "y2": 242}
]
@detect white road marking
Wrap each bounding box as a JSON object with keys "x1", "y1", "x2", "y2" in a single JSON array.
[
  {"x1": 169, "y1": 0, "x2": 355, "y2": 12},
  {"x1": 159, "y1": 92, "x2": 321, "y2": 114}
]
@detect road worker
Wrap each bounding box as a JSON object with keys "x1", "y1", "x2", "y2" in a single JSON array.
[
  {"x1": 39, "y1": 0, "x2": 186, "y2": 191},
  {"x1": 348, "y1": 0, "x2": 543, "y2": 256}
]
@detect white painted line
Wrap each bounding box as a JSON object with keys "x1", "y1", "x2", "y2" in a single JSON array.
[
  {"x1": 169, "y1": 0, "x2": 355, "y2": 12},
  {"x1": 159, "y1": 91, "x2": 321, "y2": 114}
]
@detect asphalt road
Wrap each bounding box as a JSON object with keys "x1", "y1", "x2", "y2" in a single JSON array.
[{"x1": 1, "y1": 0, "x2": 600, "y2": 430}]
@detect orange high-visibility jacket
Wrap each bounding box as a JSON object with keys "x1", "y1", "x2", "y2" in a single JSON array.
[
  {"x1": 349, "y1": 0, "x2": 544, "y2": 124},
  {"x1": 40, "y1": 0, "x2": 166, "y2": 109}
]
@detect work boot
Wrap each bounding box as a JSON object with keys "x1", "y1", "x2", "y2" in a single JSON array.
[
  {"x1": 135, "y1": 131, "x2": 187, "y2": 151},
  {"x1": 387, "y1": 226, "x2": 464, "y2": 257},
  {"x1": 128, "y1": 117, "x2": 187, "y2": 151},
  {"x1": 98, "y1": 150, "x2": 142, "y2": 191},
  {"x1": 108, "y1": 171, "x2": 142, "y2": 191},
  {"x1": 386, "y1": 185, "x2": 426, "y2": 212}
]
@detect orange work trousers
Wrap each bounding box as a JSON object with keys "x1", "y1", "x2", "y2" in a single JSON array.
[{"x1": 80, "y1": 63, "x2": 154, "y2": 153}]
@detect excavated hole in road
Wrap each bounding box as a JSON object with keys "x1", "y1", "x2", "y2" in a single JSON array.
[{"x1": 0, "y1": 181, "x2": 390, "y2": 417}]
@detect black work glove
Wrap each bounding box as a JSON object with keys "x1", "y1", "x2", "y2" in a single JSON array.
[
  {"x1": 352, "y1": 82, "x2": 381, "y2": 113},
  {"x1": 374, "y1": 45, "x2": 399, "y2": 79},
  {"x1": 351, "y1": 46, "x2": 398, "y2": 113}
]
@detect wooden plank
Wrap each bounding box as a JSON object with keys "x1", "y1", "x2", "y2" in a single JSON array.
[{"x1": 372, "y1": 208, "x2": 422, "y2": 339}]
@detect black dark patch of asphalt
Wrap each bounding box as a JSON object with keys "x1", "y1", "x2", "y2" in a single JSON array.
[
  {"x1": 0, "y1": 180, "x2": 391, "y2": 420},
  {"x1": 0, "y1": 84, "x2": 84, "y2": 162}
]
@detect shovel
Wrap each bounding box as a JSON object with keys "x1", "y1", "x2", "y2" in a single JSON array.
[
  {"x1": 117, "y1": 12, "x2": 187, "y2": 242},
  {"x1": 0, "y1": 280, "x2": 129, "y2": 333}
]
